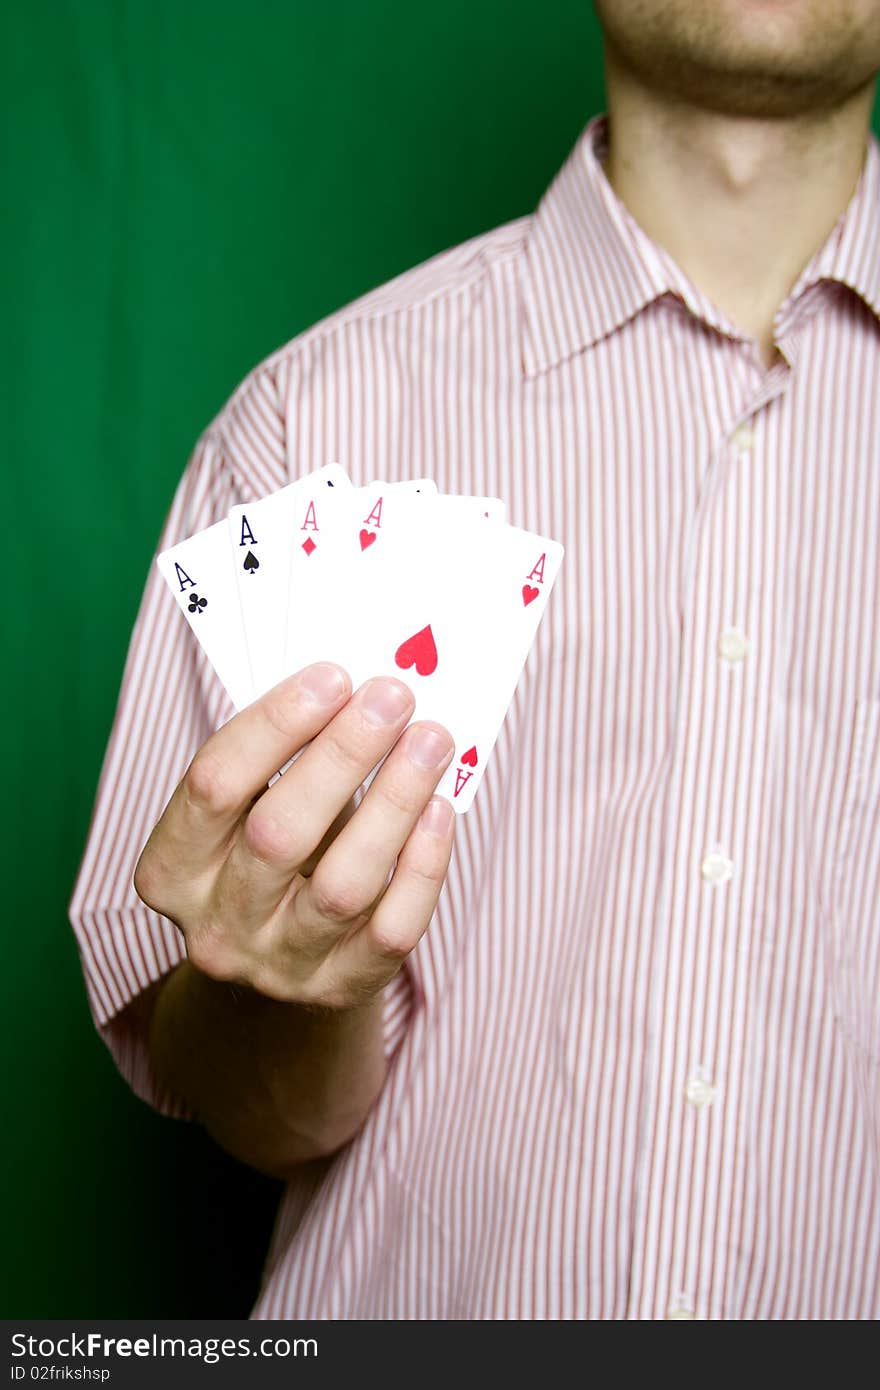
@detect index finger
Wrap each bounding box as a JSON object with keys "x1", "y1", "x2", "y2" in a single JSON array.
[{"x1": 150, "y1": 663, "x2": 352, "y2": 873}]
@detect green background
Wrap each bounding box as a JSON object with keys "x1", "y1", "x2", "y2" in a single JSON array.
[
  {"x1": 2, "y1": 0, "x2": 609, "y2": 1317},
  {"x1": 5, "y1": 1, "x2": 879, "y2": 1319}
]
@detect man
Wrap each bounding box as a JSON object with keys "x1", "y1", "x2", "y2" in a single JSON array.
[{"x1": 69, "y1": 1, "x2": 880, "y2": 1318}]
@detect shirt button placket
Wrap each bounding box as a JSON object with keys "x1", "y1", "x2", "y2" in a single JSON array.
[
  {"x1": 634, "y1": 397, "x2": 772, "y2": 1322},
  {"x1": 671, "y1": 419, "x2": 751, "y2": 1320}
]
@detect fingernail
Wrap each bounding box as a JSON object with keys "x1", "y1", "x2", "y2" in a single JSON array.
[
  {"x1": 405, "y1": 725, "x2": 453, "y2": 770},
  {"x1": 420, "y1": 797, "x2": 453, "y2": 837},
  {"x1": 360, "y1": 678, "x2": 413, "y2": 727},
  {"x1": 299, "y1": 663, "x2": 349, "y2": 706}
]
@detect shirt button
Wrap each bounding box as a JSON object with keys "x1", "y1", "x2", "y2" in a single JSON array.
[
  {"x1": 701, "y1": 849, "x2": 733, "y2": 883},
  {"x1": 718, "y1": 628, "x2": 750, "y2": 663},
  {"x1": 666, "y1": 1301, "x2": 696, "y2": 1320},
  {"x1": 730, "y1": 423, "x2": 755, "y2": 452},
  {"x1": 684, "y1": 1074, "x2": 716, "y2": 1108}
]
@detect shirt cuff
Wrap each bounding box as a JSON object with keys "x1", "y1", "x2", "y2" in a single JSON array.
[
  {"x1": 74, "y1": 904, "x2": 193, "y2": 1120},
  {"x1": 74, "y1": 905, "x2": 416, "y2": 1121}
]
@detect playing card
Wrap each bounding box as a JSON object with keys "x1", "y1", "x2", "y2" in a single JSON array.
[
  {"x1": 160, "y1": 457, "x2": 557, "y2": 810},
  {"x1": 333, "y1": 477, "x2": 442, "y2": 565},
  {"x1": 307, "y1": 482, "x2": 506, "y2": 682},
  {"x1": 429, "y1": 519, "x2": 561, "y2": 809},
  {"x1": 156, "y1": 518, "x2": 254, "y2": 712},
  {"x1": 289, "y1": 506, "x2": 563, "y2": 810},
  {"x1": 228, "y1": 463, "x2": 350, "y2": 698},
  {"x1": 284, "y1": 477, "x2": 440, "y2": 682}
]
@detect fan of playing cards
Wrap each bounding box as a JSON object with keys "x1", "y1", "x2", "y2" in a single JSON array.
[{"x1": 157, "y1": 465, "x2": 564, "y2": 812}]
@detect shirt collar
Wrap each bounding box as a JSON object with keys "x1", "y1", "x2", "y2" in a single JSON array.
[
  {"x1": 519, "y1": 112, "x2": 880, "y2": 379},
  {"x1": 781, "y1": 125, "x2": 880, "y2": 328}
]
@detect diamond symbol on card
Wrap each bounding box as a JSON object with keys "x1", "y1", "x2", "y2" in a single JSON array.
[{"x1": 301, "y1": 537, "x2": 316, "y2": 556}]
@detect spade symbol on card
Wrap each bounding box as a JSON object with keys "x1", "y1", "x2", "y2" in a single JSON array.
[
  {"x1": 187, "y1": 593, "x2": 207, "y2": 614},
  {"x1": 243, "y1": 551, "x2": 260, "y2": 575},
  {"x1": 395, "y1": 625, "x2": 438, "y2": 677}
]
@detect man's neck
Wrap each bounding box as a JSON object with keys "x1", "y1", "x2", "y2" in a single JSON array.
[{"x1": 601, "y1": 55, "x2": 875, "y2": 368}]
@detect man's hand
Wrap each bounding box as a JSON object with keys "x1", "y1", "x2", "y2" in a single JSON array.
[{"x1": 134, "y1": 661, "x2": 455, "y2": 1011}]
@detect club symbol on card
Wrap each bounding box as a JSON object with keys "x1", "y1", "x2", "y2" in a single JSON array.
[
  {"x1": 359, "y1": 529, "x2": 377, "y2": 550},
  {"x1": 522, "y1": 585, "x2": 539, "y2": 606},
  {"x1": 187, "y1": 593, "x2": 207, "y2": 614},
  {"x1": 243, "y1": 550, "x2": 260, "y2": 574},
  {"x1": 301, "y1": 537, "x2": 316, "y2": 557},
  {"x1": 395, "y1": 625, "x2": 438, "y2": 676}
]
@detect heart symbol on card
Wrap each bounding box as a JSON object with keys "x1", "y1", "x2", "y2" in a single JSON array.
[
  {"x1": 460, "y1": 746, "x2": 478, "y2": 767},
  {"x1": 522, "y1": 585, "x2": 539, "y2": 606},
  {"x1": 359, "y1": 529, "x2": 377, "y2": 550},
  {"x1": 395, "y1": 624, "x2": 438, "y2": 677}
]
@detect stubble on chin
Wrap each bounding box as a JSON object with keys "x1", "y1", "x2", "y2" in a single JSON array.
[{"x1": 593, "y1": 0, "x2": 880, "y2": 119}]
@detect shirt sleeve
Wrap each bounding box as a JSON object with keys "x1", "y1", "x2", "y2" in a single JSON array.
[{"x1": 68, "y1": 427, "x2": 414, "y2": 1121}]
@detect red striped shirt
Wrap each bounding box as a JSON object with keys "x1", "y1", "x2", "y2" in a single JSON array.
[{"x1": 69, "y1": 113, "x2": 880, "y2": 1318}]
